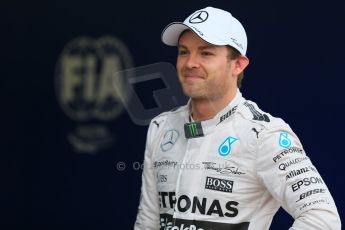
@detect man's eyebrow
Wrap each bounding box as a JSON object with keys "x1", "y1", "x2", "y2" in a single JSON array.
[
  {"x1": 177, "y1": 45, "x2": 216, "y2": 50},
  {"x1": 177, "y1": 45, "x2": 187, "y2": 49},
  {"x1": 199, "y1": 45, "x2": 216, "y2": 50}
]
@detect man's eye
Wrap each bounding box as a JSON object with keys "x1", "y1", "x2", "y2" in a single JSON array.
[
  {"x1": 201, "y1": 51, "x2": 213, "y2": 56},
  {"x1": 178, "y1": 50, "x2": 188, "y2": 55}
]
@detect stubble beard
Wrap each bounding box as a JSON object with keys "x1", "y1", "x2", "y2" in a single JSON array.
[
  {"x1": 182, "y1": 83, "x2": 207, "y2": 99},
  {"x1": 178, "y1": 67, "x2": 233, "y2": 101},
  {"x1": 181, "y1": 80, "x2": 228, "y2": 102}
]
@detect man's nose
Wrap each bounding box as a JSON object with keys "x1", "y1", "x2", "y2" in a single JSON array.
[{"x1": 185, "y1": 53, "x2": 200, "y2": 69}]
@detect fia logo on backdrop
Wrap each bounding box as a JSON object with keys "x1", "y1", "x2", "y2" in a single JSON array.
[{"x1": 55, "y1": 36, "x2": 133, "y2": 154}]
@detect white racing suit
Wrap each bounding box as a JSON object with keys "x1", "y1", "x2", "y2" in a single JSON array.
[{"x1": 134, "y1": 90, "x2": 341, "y2": 230}]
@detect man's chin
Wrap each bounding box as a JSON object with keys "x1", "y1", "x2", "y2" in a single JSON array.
[{"x1": 183, "y1": 91, "x2": 207, "y2": 100}]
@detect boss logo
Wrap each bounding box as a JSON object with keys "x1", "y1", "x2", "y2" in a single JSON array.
[{"x1": 205, "y1": 176, "x2": 233, "y2": 193}]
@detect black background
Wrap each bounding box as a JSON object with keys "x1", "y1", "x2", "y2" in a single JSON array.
[{"x1": 3, "y1": 0, "x2": 345, "y2": 229}]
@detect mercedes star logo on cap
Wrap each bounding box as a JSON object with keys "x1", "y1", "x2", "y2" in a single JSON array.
[{"x1": 189, "y1": 11, "x2": 209, "y2": 24}]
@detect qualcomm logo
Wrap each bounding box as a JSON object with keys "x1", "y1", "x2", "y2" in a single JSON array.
[
  {"x1": 160, "y1": 130, "x2": 179, "y2": 152},
  {"x1": 279, "y1": 132, "x2": 291, "y2": 148},
  {"x1": 218, "y1": 136, "x2": 238, "y2": 156}
]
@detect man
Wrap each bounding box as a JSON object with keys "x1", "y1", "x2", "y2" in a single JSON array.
[{"x1": 134, "y1": 6, "x2": 341, "y2": 230}]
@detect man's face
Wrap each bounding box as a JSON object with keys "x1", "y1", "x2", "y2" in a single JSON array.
[{"x1": 176, "y1": 30, "x2": 237, "y2": 100}]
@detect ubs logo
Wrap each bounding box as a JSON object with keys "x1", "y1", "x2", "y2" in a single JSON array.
[
  {"x1": 55, "y1": 36, "x2": 133, "y2": 154},
  {"x1": 158, "y1": 175, "x2": 168, "y2": 183}
]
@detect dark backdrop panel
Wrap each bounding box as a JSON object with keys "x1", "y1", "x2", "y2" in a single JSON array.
[{"x1": 3, "y1": 0, "x2": 344, "y2": 229}]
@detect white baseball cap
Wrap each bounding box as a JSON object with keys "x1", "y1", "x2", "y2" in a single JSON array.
[{"x1": 161, "y1": 6, "x2": 247, "y2": 55}]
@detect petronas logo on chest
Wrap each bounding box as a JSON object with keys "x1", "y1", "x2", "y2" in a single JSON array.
[{"x1": 218, "y1": 136, "x2": 238, "y2": 156}]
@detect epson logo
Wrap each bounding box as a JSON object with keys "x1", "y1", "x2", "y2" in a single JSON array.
[
  {"x1": 292, "y1": 177, "x2": 324, "y2": 192},
  {"x1": 205, "y1": 176, "x2": 233, "y2": 193}
]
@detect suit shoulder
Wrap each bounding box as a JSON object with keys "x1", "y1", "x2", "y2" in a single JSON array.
[
  {"x1": 237, "y1": 100, "x2": 289, "y2": 130},
  {"x1": 150, "y1": 105, "x2": 187, "y2": 128}
]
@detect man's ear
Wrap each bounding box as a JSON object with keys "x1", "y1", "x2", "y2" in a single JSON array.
[{"x1": 233, "y1": 55, "x2": 249, "y2": 75}]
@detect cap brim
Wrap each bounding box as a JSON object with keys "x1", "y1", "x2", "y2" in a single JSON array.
[
  {"x1": 161, "y1": 22, "x2": 191, "y2": 46},
  {"x1": 161, "y1": 22, "x2": 229, "y2": 47}
]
